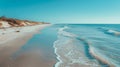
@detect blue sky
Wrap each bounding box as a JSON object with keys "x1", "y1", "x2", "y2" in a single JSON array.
[{"x1": 0, "y1": 0, "x2": 120, "y2": 24}]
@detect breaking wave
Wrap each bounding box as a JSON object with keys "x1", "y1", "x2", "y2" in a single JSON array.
[
  {"x1": 53, "y1": 26, "x2": 104, "y2": 67},
  {"x1": 98, "y1": 27, "x2": 120, "y2": 36}
]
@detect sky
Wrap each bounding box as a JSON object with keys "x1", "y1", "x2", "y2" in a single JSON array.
[{"x1": 0, "y1": 0, "x2": 120, "y2": 24}]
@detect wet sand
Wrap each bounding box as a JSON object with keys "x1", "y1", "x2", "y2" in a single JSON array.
[{"x1": 0, "y1": 24, "x2": 56, "y2": 67}]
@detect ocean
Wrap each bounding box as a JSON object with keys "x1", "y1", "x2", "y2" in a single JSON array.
[{"x1": 13, "y1": 24, "x2": 120, "y2": 67}]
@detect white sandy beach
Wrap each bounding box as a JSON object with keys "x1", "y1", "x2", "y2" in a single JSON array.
[{"x1": 0, "y1": 24, "x2": 56, "y2": 67}]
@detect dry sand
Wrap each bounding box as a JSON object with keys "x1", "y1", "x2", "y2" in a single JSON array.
[{"x1": 0, "y1": 24, "x2": 56, "y2": 67}]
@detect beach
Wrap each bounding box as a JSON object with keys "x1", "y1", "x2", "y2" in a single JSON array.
[
  {"x1": 0, "y1": 24, "x2": 120, "y2": 67},
  {"x1": 0, "y1": 24, "x2": 56, "y2": 67}
]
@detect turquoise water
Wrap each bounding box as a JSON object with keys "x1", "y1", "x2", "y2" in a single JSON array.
[
  {"x1": 13, "y1": 24, "x2": 120, "y2": 67},
  {"x1": 54, "y1": 24, "x2": 120, "y2": 67}
]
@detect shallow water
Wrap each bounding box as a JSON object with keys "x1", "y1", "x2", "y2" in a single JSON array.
[
  {"x1": 11, "y1": 24, "x2": 120, "y2": 67},
  {"x1": 10, "y1": 25, "x2": 58, "y2": 67}
]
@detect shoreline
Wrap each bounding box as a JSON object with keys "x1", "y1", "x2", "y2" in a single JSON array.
[{"x1": 0, "y1": 24, "x2": 51, "y2": 67}]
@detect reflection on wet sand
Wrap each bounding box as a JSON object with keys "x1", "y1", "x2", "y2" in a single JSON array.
[{"x1": 0, "y1": 24, "x2": 56, "y2": 67}]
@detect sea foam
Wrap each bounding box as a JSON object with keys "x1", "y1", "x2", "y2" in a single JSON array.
[{"x1": 53, "y1": 26, "x2": 100, "y2": 67}]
